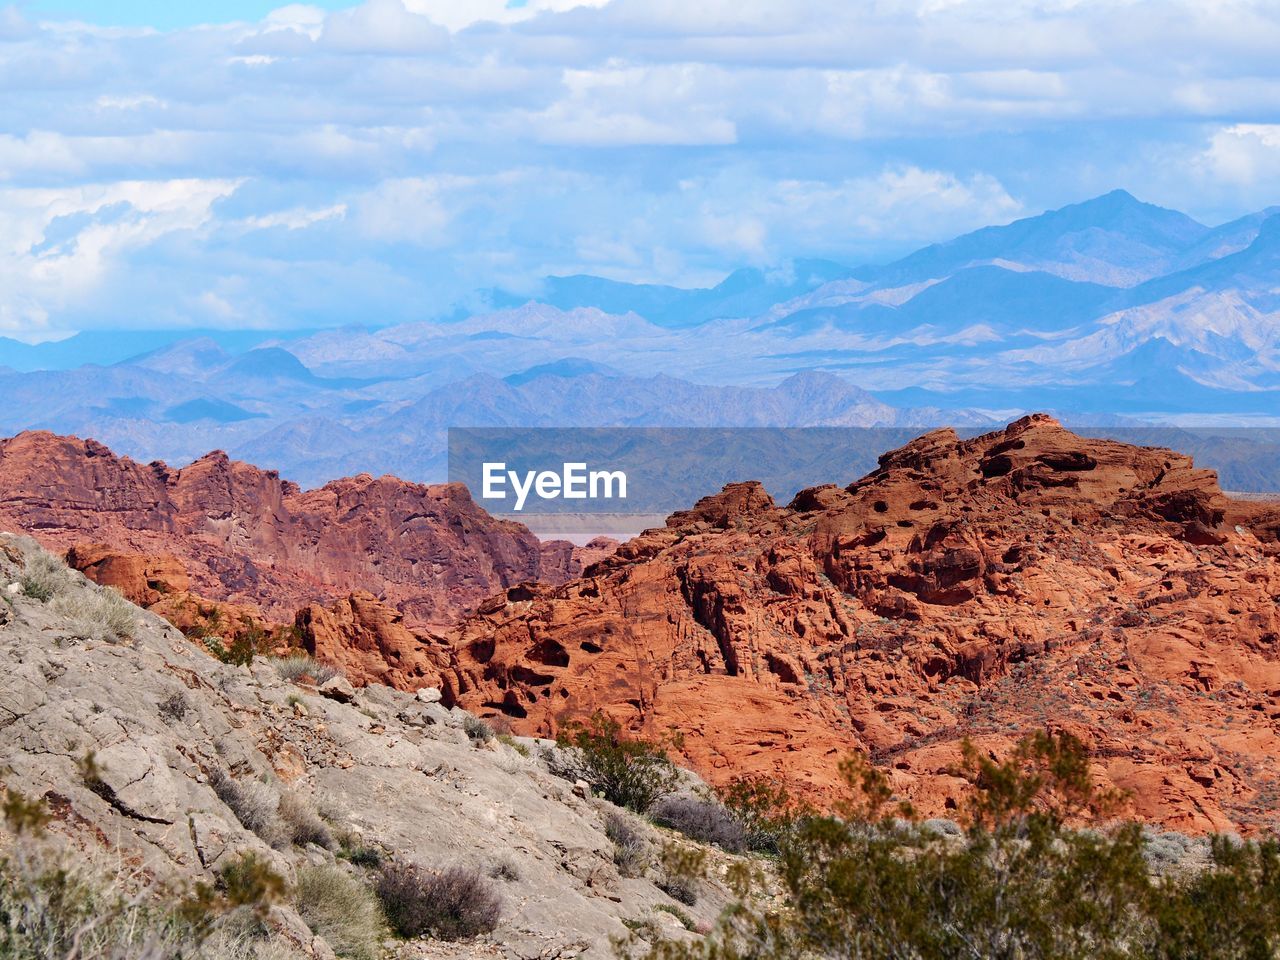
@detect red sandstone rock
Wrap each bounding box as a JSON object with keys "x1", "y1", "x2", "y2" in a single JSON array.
[
  {"x1": 0, "y1": 431, "x2": 589, "y2": 628},
  {"x1": 295, "y1": 590, "x2": 452, "y2": 692},
  {"x1": 65, "y1": 543, "x2": 189, "y2": 606},
  {"x1": 448, "y1": 415, "x2": 1280, "y2": 834}
]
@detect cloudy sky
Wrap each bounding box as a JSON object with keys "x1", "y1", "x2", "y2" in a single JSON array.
[{"x1": 2, "y1": 0, "x2": 1279, "y2": 339}]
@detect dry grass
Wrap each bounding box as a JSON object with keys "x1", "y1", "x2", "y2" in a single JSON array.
[
  {"x1": 272, "y1": 653, "x2": 340, "y2": 685},
  {"x1": 208, "y1": 769, "x2": 287, "y2": 848},
  {"x1": 294, "y1": 865, "x2": 385, "y2": 960},
  {"x1": 51, "y1": 586, "x2": 137, "y2": 643}
]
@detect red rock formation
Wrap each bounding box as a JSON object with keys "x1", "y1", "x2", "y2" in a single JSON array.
[
  {"x1": 0, "y1": 431, "x2": 594, "y2": 628},
  {"x1": 449, "y1": 415, "x2": 1280, "y2": 833},
  {"x1": 295, "y1": 591, "x2": 452, "y2": 692},
  {"x1": 65, "y1": 543, "x2": 189, "y2": 606}
]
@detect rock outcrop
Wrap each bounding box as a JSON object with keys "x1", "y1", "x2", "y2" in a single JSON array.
[
  {"x1": 450, "y1": 415, "x2": 1280, "y2": 833},
  {"x1": 295, "y1": 591, "x2": 453, "y2": 692},
  {"x1": 0, "y1": 431, "x2": 602, "y2": 628},
  {"x1": 0, "y1": 534, "x2": 726, "y2": 958}
]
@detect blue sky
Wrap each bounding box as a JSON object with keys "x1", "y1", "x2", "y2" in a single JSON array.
[
  {"x1": 24, "y1": 1, "x2": 356, "y2": 29},
  {"x1": 1, "y1": 1, "x2": 1279, "y2": 340}
]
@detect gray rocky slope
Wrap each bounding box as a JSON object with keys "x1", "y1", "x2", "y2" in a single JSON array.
[{"x1": 0, "y1": 534, "x2": 728, "y2": 959}]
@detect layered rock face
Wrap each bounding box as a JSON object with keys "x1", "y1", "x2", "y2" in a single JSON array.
[
  {"x1": 0, "y1": 431, "x2": 594, "y2": 628},
  {"x1": 451, "y1": 415, "x2": 1280, "y2": 833}
]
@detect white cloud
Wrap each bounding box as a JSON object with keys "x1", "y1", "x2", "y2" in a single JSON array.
[
  {"x1": 320, "y1": 0, "x2": 450, "y2": 54},
  {"x1": 0, "y1": 0, "x2": 1278, "y2": 332},
  {"x1": 0, "y1": 179, "x2": 240, "y2": 334},
  {"x1": 1200, "y1": 124, "x2": 1280, "y2": 186}
]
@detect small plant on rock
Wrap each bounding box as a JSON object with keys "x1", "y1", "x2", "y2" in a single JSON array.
[
  {"x1": 463, "y1": 714, "x2": 495, "y2": 744},
  {"x1": 605, "y1": 810, "x2": 649, "y2": 878},
  {"x1": 374, "y1": 861, "x2": 501, "y2": 941},
  {"x1": 554, "y1": 713, "x2": 679, "y2": 813}
]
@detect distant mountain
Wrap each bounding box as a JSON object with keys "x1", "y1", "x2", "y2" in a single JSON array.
[
  {"x1": 489, "y1": 259, "x2": 855, "y2": 327},
  {"x1": 0, "y1": 328, "x2": 310, "y2": 373},
  {"x1": 861, "y1": 189, "x2": 1209, "y2": 287},
  {"x1": 0, "y1": 190, "x2": 1277, "y2": 482}
]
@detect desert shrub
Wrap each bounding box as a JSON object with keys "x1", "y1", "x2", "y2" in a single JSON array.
[
  {"x1": 651, "y1": 795, "x2": 747, "y2": 853},
  {"x1": 554, "y1": 713, "x2": 679, "y2": 813},
  {"x1": 50, "y1": 585, "x2": 136, "y2": 643},
  {"x1": 157, "y1": 690, "x2": 190, "y2": 723},
  {"x1": 633, "y1": 732, "x2": 1280, "y2": 960},
  {"x1": 463, "y1": 713, "x2": 495, "y2": 744},
  {"x1": 206, "y1": 633, "x2": 256, "y2": 667},
  {"x1": 208, "y1": 769, "x2": 286, "y2": 847},
  {"x1": 294, "y1": 865, "x2": 384, "y2": 960},
  {"x1": 19, "y1": 548, "x2": 73, "y2": 602},
  {"x1": 605, "y1": 810, "x2": 650, "y2": 878},
  {"x1": 715, "y1": 775, "x2": 797, "y2": 855},
  {"x1": 338, "y1": 841, "x2": 384, "y2": 869},
  {"x1": 277, "y1": 791, "x2": 333, "y2": 850},
  {"x1": 487, "y1": 858, "x2": 521, "y2": 882},
  {"x1": 273, "y1": 653, "x2": 339, "y2": 685},
  {"x1": 0, "y1": 791, "x2": 284, "y2": 960},
  {"x1": 656, "y1": 844, "x2": 704, "y2": 907},
  {"x1": 374, "y1": 862, "x2": 501, "y2": 941}
]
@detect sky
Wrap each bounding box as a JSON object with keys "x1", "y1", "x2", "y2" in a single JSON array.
[{"x1": 2, "y1": 0, "x2": 1280, "y2": 340}]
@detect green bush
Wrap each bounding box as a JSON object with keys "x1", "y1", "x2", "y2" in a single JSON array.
[
  {"x1": 554, "y1": 713, "x2": 679, "y2": 813},
  {"x1": 634, "y1": 731, "x2": 1280, "y2": 960}
]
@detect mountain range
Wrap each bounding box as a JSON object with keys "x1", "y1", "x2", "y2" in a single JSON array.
[{"x1": 2, "y1": 190, "x2": 1278, "y2": 486}]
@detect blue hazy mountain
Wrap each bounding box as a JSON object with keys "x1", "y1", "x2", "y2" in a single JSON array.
[
  {"x1": 1, "y1": 190, "x2": 1277, "y2": 488},
  {"x1": 856, "y1": 189, "x2": 1209, "y2": 288},
  {"x1": 0, "y1": 329, "x2": 311, "y2": 374},
  {"x1": 488, "y1": 259, "x2": 855, "y2": 327}
]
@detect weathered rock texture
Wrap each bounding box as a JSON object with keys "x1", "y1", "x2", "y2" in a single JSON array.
[
  {"x1": 0, "y1": 431, "x2": 596, "y2": 628},
  {"x1": 0, "y1": 535, "x2": 726, "y2": 958},
  {"x1": 450, "y1": 415, "x2": 1280, "y2": 834}
]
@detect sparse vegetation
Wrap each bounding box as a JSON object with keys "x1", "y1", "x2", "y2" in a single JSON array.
[
  {"x1": 554, "y1": 713, "x2": 680, "y2": 813},
  {"x1": 497, "y1": 732, "x2": 529, "y2": 756},
  {"x1": 651, "y1": 795, "x2": 747, "y2": 853},
  {"x1": 655, "y1": 843, "x2": 703, "y2": 907},
  {"x1": 277, "y1": 790, "x2": 333, "y2": 850},
  {"x1": 605, "y1": 809, "x2": 650, "y2": 878},
  {"x1": 294, "y1": 865, "x2": 385, "y2": 960},
  {"x1": 463, "y1": 713, "x2": 495, "y2": 744},
  {"x1": 487, "y1": 858, "x2": 521, "y2": 882},
  {"x1": 0, "y1": 789, "x2": 285, "y2": 960},
  {"x1": 654, "y1": 903, "x2": 697, "y2": 932},
  {"x1": 633, "y1": 731, "x2": 1280, "y2": 960},
  {"x1": 51, "y1": 585, "x2": 137, "y2": 643},
  {"x1": 13, "y1": 546, "x2": 135, "y2": 642},
  {"x1": 18, "y1": 548, "x2": 72, "y2": 602},
  {"x1": 157, "y1": 690, "x2": 190, "y2": 723},
  {"x1": 272, "y1": 652, "x2": 340, "y2": 685},
  {"x1": 374, "y1": 861, "x2": 502, "y2": 941},
  {"x1": 208, "y1": 769, "x2": 287, "y2": 848}
]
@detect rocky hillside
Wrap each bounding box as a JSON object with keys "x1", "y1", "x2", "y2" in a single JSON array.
[
  {"x1": 0, "y1": 431, "x2": 600, "y2": 629},
  {"x1": 448, "y1": 415, "x2": 1280, "y2": 834},
  {"x1": 0, "y1": 534, "x2": 727, "y2": 959}
]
